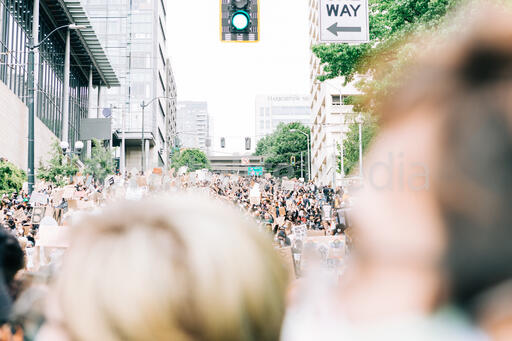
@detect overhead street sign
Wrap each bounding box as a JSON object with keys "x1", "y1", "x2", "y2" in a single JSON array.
[
  {"x1": 248, "y1": 167, "x2": 264, "y2": 176},
  {"x1": 319, "y1": 0, "x2": 369, "y2": 43}
]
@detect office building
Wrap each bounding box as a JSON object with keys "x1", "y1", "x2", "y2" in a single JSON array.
[
  {"x1": 0, "y1": 0, "x2": 118, "y2": 170},
  {"x1": 308, "y1": 0, "x2": 359, "y2": 186},
  {"x1": 255, "y1": 95, "x2": 311, "y2": 141},
  {"x1": 82, "y1": 0, "x2": 177, "y2": 172},
  {"x1": 176, "y1": 101, "x2": 210, "y2": 153}
]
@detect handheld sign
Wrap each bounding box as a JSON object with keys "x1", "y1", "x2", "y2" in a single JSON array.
[{"x1": 319, "y1": 0, "x2": 369, "y2": 43}]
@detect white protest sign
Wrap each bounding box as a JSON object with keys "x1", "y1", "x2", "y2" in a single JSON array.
[
  {"x1": 62, "y1": 187, "x2": 75, "y2": 200},
  {"x1": 37, "y1": 226, "x2": 70, "y2": 248},
  {"x1": 249, "y1": 184, "x2": 261, "y2": 205},
  {"x1": 322, "y1": 204, "x2": 332, "y2": 221},
  {"x1": 292, "y1": 225, "x2": 307, "y2": 240},
  {"x1": 178, "y1": 166, "x2": 188, "y2": 176},
  {"x1": 40, "y1": 216, "x2": 58, "y2": 227},
  {"x1": 282, "y1": 180, "x2": 295, "y2": 191},
  {"x1": 29, "y1": 192, "x2": 48, "y2": 205},
  {"x1": 319, "y1": 0, "x2": 369, "y2": 43}
]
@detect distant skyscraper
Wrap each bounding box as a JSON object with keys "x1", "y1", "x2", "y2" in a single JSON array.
[
  {"x1": 82, "y1": 0, "x2": 177, "y2": 172},
  {"x1": 176, "y1": 102, "x2": 210, "y2": 153},
  {"x1": 255, "y1": 95, "x2": 311, "y2": 141}
]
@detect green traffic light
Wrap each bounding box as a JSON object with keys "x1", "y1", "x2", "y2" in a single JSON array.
[{"x1": 231, "y1": 10, "x2": 250, "y2": 31}]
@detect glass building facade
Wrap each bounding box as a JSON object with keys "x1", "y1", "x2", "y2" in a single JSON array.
[
  {"x1": 82, "y1": 0, "x2": 177, "y2": 170},
  {"x1": 0, "y1": 0, "x2": 117, "y2": 149}
]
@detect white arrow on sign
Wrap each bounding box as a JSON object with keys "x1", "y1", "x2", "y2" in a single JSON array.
[{"x1": 319, "y1": 0, "x2": 369, "y2": 44}]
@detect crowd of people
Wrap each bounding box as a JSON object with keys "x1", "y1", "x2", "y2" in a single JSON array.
[{"x1": 1, "y1": 1, "x2": 512, "y2": 340}]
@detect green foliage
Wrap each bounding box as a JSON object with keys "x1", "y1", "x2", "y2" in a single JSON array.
[
  {"x1": 313, "y1": 0, "x2": 458, "y2": 83},
  {"x1": 339, "y1": 114, "x2": 378, "y2": 176},
  {"x1": 83, "y1": 139, "x2": 115, "y2": 183},
  {"x1": 37, "y1": 140, "x2": 79, "y2": 187},
  {"x1": 255, "y1": 123, "x2": 310, "y2": 178},
  {"x1": 171, "y1": 149, "x2": 210, "y2": 172},
  {"x1": 314, "y1": 1, "x2": 458, "y2": 174},
  {"x1": 0, "y1": 160, "x2": 26, "y2": 195}
]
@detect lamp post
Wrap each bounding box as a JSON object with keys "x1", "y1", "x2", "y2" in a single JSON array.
[
  {"x1": 290, "y1": 129, "x2": 311, "y2": 182},
  {"x1": 140, "y1": 96, "x2": 176, "y2": 173},
  {"x1": 27, "y1": 23, "x2": 87, "y2": 195},
  {"x1": 60, "y1": 140, "x2": 84, "y2": 156}
]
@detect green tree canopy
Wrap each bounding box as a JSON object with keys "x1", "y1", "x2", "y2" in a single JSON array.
[
  {"x1": 0, "y1": 160, "x2": 26, "y2": 195},
  {"x1": 313, "y1": 0, "x2": 458, "y2": 84},
  {"x1": 339, "y1": 114, "x2": 378, "y2": 176},
  {"x1": 83, "y1": 139, "x2": 115, "y2": 183},
  {"x1": 37, "y1": 140, "x2": 79, "y2": 187},
  {"x1": 255, "y1": 122, "x2": 310, "y2": 179},
  {"x1": 171, "y1": 149, "x2": 210, "y2": 172},
  {"x1": 313, "y1": 0, "x2": 459, "y2": 176}
]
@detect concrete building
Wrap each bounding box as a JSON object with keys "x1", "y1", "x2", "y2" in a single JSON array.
[
  {"x1": 82, "y1": 0, "x2": 177, "y2": 172},
  {"x1": 209, "y1": 155, "x2": 264, "y2": 176},
  {"x1": 308, "y1": 0, "x2": 359, "y2": 186},
  {"x1": 176, "y1": 101, "x2": 210, "y2": 153},
  {"x1": 0, "y1": 0, "x2": 118, "y2": 170},
  {"x1": 255, "y1": 95, "x2": 311, "y2": 141}
]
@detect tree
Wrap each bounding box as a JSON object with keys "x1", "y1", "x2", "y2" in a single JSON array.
[
  {"x1": 255, "y1": 123, "x2": 310, "y2": 179},
  {"x1": 37, "y1": 140, "x2": 79, "y2": 187},
  {"x1": 339, "y1": 114, "x2": 378, "y2": 176},
  {"x1": 171, "y1": 149, "x2": 210, "y2": 172},
  {"x1": 313, "y1": 0, "x2": 458, "y2": 85},
  {"x1": 313, "y1": 0, "x2": 458, "y2": 174},
  {"x1": 0, "y1": 160, "x2": 26, "y2": 195},
  {"x1": 83, "y1": 139, "x2": 115, "y2": 183}
]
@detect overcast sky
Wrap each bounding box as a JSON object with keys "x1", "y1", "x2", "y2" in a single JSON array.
[{"x1": 167, "y1": 0, "x2": 310, "y2": 154}]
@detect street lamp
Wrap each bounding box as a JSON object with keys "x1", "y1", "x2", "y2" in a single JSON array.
[
  {"x1": 290, "y1": 129, "x2": 311, "y2": 182},
  {"x1": 140, "y1": 96, "x2": 177, "y2": 173},
  {"x1": 27, "y1": 23, "x2": 87, "y2": 195},
  {"x1": 61, "y1": 140, "x2": 84, "y2": 155},
  {"x1": 355, "y1": 113, "x2": 364, "y2": 178}
]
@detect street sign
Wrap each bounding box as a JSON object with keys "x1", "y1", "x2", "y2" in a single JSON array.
[
  {"x1": 319, "y1": 0, "x2": 369, "y2": 43},
  {"x1": 248, "y1": 167, "x2": 264, "y2": 176}
]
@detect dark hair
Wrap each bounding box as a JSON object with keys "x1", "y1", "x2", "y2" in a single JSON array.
[{"x1": 0, "y1": 231, "x2": 24, "y2": 285}]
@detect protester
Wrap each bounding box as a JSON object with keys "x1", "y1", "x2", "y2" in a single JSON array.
[
  {"x1": 0, "y1": 229, "x2": 24, "y2": 324},
  {"x1": 36, "y1": 194, "x2": 288, "y2": 341},
  {"x1": 282, "y1": 1, "x2": 512, "y2": 340}
]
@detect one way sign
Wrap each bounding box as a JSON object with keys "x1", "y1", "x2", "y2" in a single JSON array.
[{"x1": 319, "y1": 0, "x2": 369, "y2": 43}]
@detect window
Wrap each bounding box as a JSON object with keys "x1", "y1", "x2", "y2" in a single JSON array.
[{"x1": 332, "y1": 95, "x2": 348, "y2": 105}]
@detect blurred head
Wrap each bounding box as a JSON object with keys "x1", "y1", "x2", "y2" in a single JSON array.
[
  {"x1": 351, "y1": 0, "x2": 512, "y2": 318},
  {"x1": 40, "y1": 194, "x2": 288, "y2": 341}
]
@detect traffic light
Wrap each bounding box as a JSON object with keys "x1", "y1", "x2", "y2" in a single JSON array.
[
  {"x1": 290, "y1": 156, "x2": 296, "y2": 166},
  {"x1": 245, "y1": 137, "x2": 251, "y2": 150},
  {"x1": 221, "y1": 137, "x2": 226, "y2": 148},
  {"x1": 220, "y1": 0, "x2": 259, "y2": 42}
]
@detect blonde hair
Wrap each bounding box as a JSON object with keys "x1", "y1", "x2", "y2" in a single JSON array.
[{"x1": 52, "y1": 194, "x2": 288, "y2": 341}]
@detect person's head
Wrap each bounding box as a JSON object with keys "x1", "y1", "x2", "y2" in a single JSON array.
[
  {"x1": 40, "y1": 194, "x2": 288, "y2": 341},
  {"x1": 350, "y1": 0, "x2": 512, "y2": 319}
]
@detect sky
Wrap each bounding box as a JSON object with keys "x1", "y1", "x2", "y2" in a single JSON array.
[{"x1": 166, "y1": 0, "x2": 310, "y2": 155}]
